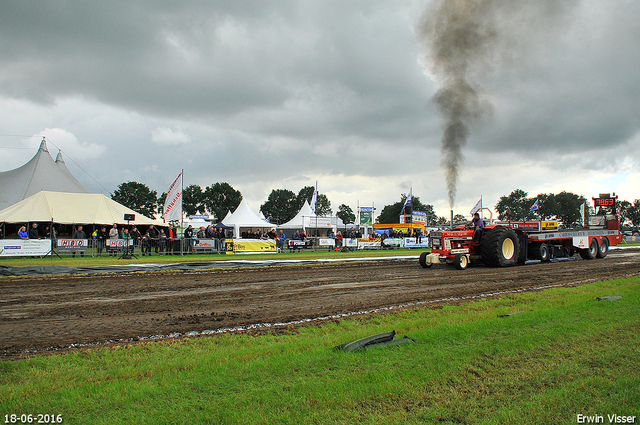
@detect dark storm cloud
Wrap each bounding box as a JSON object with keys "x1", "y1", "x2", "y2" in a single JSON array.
[
  {"x1": 0, "y1": 0, "x2": 430, "y2": 140},
  {"x1": 0, "y1": 0, "x2": 639, "y2": 212}
]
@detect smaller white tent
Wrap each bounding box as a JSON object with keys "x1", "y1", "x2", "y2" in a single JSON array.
[
  {"x1": 0, "y1": 191, "x2": 164, "y2": 226},
  {"x1": 278, "y1": 201, "x2": 334, "y2": 233},
  {"x1": 222, "y1": 198, "x2": 273, "y2": 238}
]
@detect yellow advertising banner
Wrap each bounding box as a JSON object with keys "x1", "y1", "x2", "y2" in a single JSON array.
[
  {"x1": 541, "y1": 221, "x2": 559, "y2": 230},
  {"x1": 233, "y1": 239, "x2": 277, "y2": 253}
]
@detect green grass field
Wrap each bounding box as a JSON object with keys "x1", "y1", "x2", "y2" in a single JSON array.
[
  {"x1": 2, "y1": 276, "x2": 639, "y2": 424},
  {"x1": 0, "y1": 248, "x2": 419, "y2": 269}
]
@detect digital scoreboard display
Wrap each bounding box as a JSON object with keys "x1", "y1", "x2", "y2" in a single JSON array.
[{"x1": 594, "y1": 197, "x2": 615, "y2": 207}]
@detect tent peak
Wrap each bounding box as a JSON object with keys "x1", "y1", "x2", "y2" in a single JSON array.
[{"x1": 38, "y1": 138, "x2": 49, "y2": 153}]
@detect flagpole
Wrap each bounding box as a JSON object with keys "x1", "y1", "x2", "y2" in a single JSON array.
[
  {"x1": 181, "y1": 168, "x2": 184, "y2": 232},
  {"x1": 408, "y1": 187, "x2": 412, "y2": 227}
]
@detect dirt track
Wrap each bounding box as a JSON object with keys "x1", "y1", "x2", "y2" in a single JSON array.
[{"x1": 2, "y1": 248, "x2": 639, "y2": 357}]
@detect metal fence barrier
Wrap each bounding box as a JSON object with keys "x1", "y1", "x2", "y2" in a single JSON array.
[{"x1": 1, "y1": 236, "x2": 427, "y2": 258}]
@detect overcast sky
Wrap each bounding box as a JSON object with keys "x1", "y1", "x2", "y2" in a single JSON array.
[{"x1": 1, "y1": 0, "x2": 639, "y2": 220}]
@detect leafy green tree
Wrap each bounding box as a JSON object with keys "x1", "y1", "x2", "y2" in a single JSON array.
[
  {"x1": 158, "y1": 192, "x2": 167, "y2": 215},
  {"x1": 260, "y1": 189, "x2": 298, "y2": 225},
  {"x1": 622, "y1": 199, "x2": 640, "y2": 227},
  {"x1": 436, "y1": 216, "x2": 449, "y2": 225},
  {"x1": 336, "y1": 204, "x2": 356, "y2": 225},
  {"x1": 202, "y1": 182, "x2": 242, "y2": 224},
  {"x1": 296, "y1": 186, "x2": 332, "y2": 216},
  {"x1": 531, "y1": 193, "x2": 558, "y2": 221},
  {"x1": 112, "y1": 181, "x2": 158, "y2": 218},
  {"x1": 619, "y1": 200, "x2": 631, "y2": 228},
  {"x1": 376, "y1": 194, "x2": 433, "y2": 224},
  {"x1": 554, "y1": 191, "x2": 587, "y2": 228},
  {"x1": 422, "y1": 204, "x2": 438, "y2": 226},
  {"x1": 495, "y1": 189, "x2": 535, "y2": 221},
  {"x1": 453, "y1": 214, "x2": 467, "y2": 224},
  {"x1": 183, "y1": 184, "x2": 205, "y2": 216}
]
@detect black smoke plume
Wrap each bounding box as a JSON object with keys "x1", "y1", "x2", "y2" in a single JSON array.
[{"x1": 416, "y1": 0, "x2": 575, "y2": 209}]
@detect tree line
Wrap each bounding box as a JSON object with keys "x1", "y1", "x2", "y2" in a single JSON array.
[
  {"x1": 495, "y1": 189, "x2": 640, "y2": 229},
  {"x1": 111, "y1": 181, "x2": 640, "y2": 229},
  {"x1": 111, "y1": 182, "x2": 332, "y2": 225}
]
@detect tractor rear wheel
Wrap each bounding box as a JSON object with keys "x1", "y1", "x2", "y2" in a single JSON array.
[{"x1": 481, "y1": 227, "x2": 520, "y2": 267}]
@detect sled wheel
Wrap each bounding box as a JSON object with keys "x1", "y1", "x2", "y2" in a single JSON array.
[
  {"x1": 580, "y1": 238, "x2": 598, "y2": 260},
  {"x1": 596, "y1": 238, "x2": 609, "y2": 259}
]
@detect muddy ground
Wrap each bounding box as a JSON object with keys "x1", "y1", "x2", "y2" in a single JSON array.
[{"x1": 1, "y1": 248, "x2": 639, "y2": 357}]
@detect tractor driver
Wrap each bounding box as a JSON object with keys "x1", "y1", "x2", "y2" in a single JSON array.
[{"x1": 470, "y1": 212, "x2": 485, "y2": 241}]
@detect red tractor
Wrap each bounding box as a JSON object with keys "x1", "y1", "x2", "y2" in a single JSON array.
[{"x1": 420, "y1": 194, "x2": 623, "y2": 270}]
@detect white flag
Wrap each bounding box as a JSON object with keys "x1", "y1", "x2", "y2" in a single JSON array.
[
  {"x1": 310, "y1": 187, "x2": 317, "y2": 215},
  {"x1": 163, "y1": 172, "x2": 183, "y2": 222},
  {"x1": 470, "y1": 197, "x2": 482, "y2": 215}
]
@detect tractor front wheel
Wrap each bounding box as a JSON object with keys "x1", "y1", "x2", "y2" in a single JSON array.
[
  {"x1": 453, "y1": 253, "x2": 468, "y2": 270},
  {"x1": 419, "y1": 251, "x2": 432, "y2": 268}
]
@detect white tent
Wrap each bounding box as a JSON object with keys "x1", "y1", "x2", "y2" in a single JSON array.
[
  {"x1": 0, "y1": 139, "x2": 90, "y2": 210},
  {"x1": 222, "y1": 198, "x2": 273, "y2": 238},
  {"x1": 0, "y1": 191, "x2": 163, "y2": 226},
  {"x1": 278, "y1": 201, "x2": 334, "y2": 233}
]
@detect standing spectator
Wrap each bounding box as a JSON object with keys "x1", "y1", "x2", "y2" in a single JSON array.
[
  {"x1": 130, "y1": 226, "x2": 142, "y2": 254},
  {"x1": 121, "y1": 228, "x2": 132, "y2": 255},
  {"x1": 96, "y1": 226, "x2": 108, "y2": 257},
  {"x1": 216, "y1": 226, "x2": 227, "y2": 252},
  {"x1": 29, "y1": 223, "x2": 40, "y2": 239},
  {"x1": 158, "y1": 229, "x2": 167, "y2": 255},
  {"x1": 184, "y1": 225, "x2": 194, "y2": 253},
  {"x1": 167, "y1": 224, "x2": 175, "y2": 255},
  {"x1": 170, "y1": 223, "x2": 179, "y2": 255},
  {"x1": 109, "y1": 224, "x2": 119, "y2": 239},
  {"x1": 141, "y1": 232, "x2": 151, "y2": 256},
  {"x1": 109, "y1": 224, "x2": 119, "y2": 256},
  {"x1": 335, "y1": 231, "x2": 343, "y2": 250},
  {"x1": 72, "y1": 225, "x2": 86, "y2": 257},
  {"x1": 46, "y1": 225, "x2": 58, "y2": 247},
  {"x1": 18, "y1": 226, "x2": 28, "y2": 239},
  {"x1": 147, "y1": 224, "x2": 159, "y2": 253}
]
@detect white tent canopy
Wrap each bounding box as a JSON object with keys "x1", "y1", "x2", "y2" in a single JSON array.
[
  {"x1": 0, "y1": 191, "x2": 164, "y2": 226},
  {"x1": 222, "y1": 198, "x2": 273, "y2": 238},
  {"x1": 278, "y1": 201, "x2": 334, "y2": 232},
  {"x1": 0, "y1": 139, "x2": 90, "y2": 210}
]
